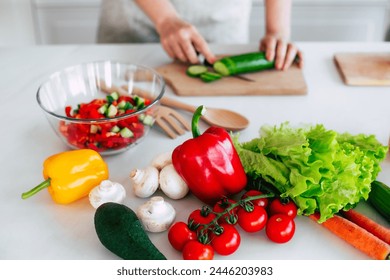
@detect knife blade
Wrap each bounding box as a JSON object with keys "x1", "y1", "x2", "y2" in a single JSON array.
[{"x1": 230, "y1": 74, "x2": 256, "y2": 82}]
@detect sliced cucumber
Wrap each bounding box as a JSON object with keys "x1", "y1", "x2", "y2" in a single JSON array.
[
  {"x1": 186, "y1": 65, "x2": 208, "y2": 77},
  {"x1": 213, "y1": 52, "x2": 275, "y2": 76},
  {"x1": 200, "y1": 71, "x2": 222, "y2": 83}
]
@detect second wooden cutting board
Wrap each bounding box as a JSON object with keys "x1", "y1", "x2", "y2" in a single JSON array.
[
  {"x1": 155, "y1": 60, "x2": 307, "y2": 96},
  {"x1": 334, "y1": 52, "x2": 390, "y2": 86}
]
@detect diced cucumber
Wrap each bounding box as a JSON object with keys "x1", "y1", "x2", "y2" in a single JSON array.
[
  {"x1": 200, "y1": 72, "x2": 222, "y2": 83},
  {"x1": 134, "y1": 95, "x2": 145, "y2": 108},
  {"x1": 142, "y1": 115, "x2": 154, "y2": 126},
  {"x1": 117, "y1": 100, "x2": 126, "y2": 109},
  {"x1": 110, "y1": 125, "x2": 120, "y2": 133},
  {"x1": 90, "y1": 125, "x2": 99, "y2": 134},
  {"x1": 213, "y1": 52, "x2": 275, "y2": 76},
  {"x1": 120, "y1": 127, "x2": 134, "y2": 138},
  {"x1": 110, "y1": 92, "x2": 119, "y2": 101},
  {"x1": 98, "y1": 104, "x2": 108, "y2": 115},
  {"x1": 106, "y1": 92, "x2": 119, "y2": 103},
  {"x1": 74, "y1": 105, "x2": 80, "y2": 115},
  {"x1": 106, "y1": 104, "x2": 118, "y2": 118},
  {"x1": 118, "y1": 100, "x2": 132, "y2": 110},
  {"x1": 186, "y1": 65, "x2": 208, "y2": 77},
  {"x1": 106, "y1": 96, "x2": 114, "y2": 103}
]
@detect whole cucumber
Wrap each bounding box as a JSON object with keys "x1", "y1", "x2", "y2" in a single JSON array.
[
  {"x1": 368, "y1": 181, "x2": 390, "y2": 222},
  {"x1": 94, "y1": 202, "x2": 166, "y2": 260},
  {"x1": 213, "y1": 52, "x2": 275, "y2": 76}
]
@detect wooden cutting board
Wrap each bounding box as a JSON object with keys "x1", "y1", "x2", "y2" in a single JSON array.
[
  {"x1": 155, "y1": 61, "x2": 307, "y2": 96},
  {"x1": 334, "y1": 53, "x2": 390, "y2": 86}
]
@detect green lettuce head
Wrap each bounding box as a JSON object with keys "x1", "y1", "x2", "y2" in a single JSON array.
[{"x1": 234, "y1": 123, "x2": 388, "y2": 223}]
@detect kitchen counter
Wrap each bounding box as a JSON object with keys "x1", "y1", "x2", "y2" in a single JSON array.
[{"x1": 0, "y1": 42, "x2": 389, "y2": 260}]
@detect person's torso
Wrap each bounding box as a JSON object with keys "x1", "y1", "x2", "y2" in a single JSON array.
[{"x1": 99, "y1": 0, "x2": 253, "y2": 43}]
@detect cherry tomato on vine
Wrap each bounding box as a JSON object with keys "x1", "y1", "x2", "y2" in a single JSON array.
[
  {"x1": 188, "y1": 207, "x2": 216, "y2": 230},
  {"x1": 266, "y1": 214, "x2": 295, "y2": 243},
  {"x1": 241, "y1": 190, "x2": 269, "y2": 208},
  {"x1": 168, "y1": 222, "x2": 197, "y2": 251},
  {"x1": 237, "y1": 205, "x2": 268, "y2": 233},
  {"x1": 182, "y1": 240, "x2": 214, "y2": 260},
  {"x1": 210, "y1": 224, "x2": 241, "y2": 255},
  {"x1": 213, "y1": 198, "x2": 238, "y2": 224},
  {"x1": 268, "y1": 197, "x2": 298, "y2": 218}
]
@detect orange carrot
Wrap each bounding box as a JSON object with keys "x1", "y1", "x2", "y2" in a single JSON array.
[
  {"x1": 310, "y1": 213, "x2": 390, "y2": 260},
  {"x1": 341, "y1": 209, "x2": 390, "y2": 245}
]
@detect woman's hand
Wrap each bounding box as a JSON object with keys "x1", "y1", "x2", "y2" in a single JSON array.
[
  {"x1": 261, "y1": 0, "x2": 302, "y2": 70},
  {"x1": 156, "y1": 17, "x2": 216, "y2": 64},
  {"x1": 260, "y1": 34, "x2": 303, "y2": 70}
]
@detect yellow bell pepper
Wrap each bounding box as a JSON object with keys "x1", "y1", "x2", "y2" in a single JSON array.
[{"x1": 22, "y1": 149, "x2": 109, "y2": 204}]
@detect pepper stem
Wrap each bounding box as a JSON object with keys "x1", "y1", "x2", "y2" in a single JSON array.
[
  {"x1": 192, "y1": 105, "x2": 206, "y2": 138},
  {"x1": 21, "y1": 178, "x2": 51, "y2": 199}
]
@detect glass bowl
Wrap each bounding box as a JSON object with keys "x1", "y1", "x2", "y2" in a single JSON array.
[{"x1": 37, "y1": 61, "x2": 165, "y2": 155}]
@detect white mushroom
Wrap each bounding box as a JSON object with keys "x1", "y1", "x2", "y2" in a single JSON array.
[
  {"x1": 136, "y1": 196, "x2": 176, "y2": 232},
  {"x1": 151, "y1": 151, "x2": 172, "y2": 171},
  {"x1": 130, "y1": 166, "x2": 159, "y2": 198},
  {"x1": 159, "y1": 164, "x2": 189, "y2": 199},
  {"x1": 89, "y1": 180, "x2": 126, "y2": 209}
]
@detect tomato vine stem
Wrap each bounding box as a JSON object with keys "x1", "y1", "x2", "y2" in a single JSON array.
[{"x1": 197, "y1": 193, "x2": 275, "y2": 242}]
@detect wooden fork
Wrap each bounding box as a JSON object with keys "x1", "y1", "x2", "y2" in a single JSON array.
[{"x1": 155, "y1": 105, "x2": 191, "y2": 139}]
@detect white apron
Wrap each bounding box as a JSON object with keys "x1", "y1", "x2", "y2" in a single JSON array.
[{"x1": 97, "y1": 0, "x2": 253, "y2": 44}]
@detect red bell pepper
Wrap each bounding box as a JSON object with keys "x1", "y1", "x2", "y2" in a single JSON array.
[{"x1": 172, "y1": 105, "x2": 247, "y2": 205}]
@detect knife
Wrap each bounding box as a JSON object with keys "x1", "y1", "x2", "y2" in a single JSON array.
[
  {"x1": 198, "y1": 53, "x2": 256, "y2": 82},
  {"x1": 230, "y1": 74, "x2": 256, "y2": 82}
]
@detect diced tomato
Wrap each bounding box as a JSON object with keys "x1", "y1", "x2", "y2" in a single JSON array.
[
  {"x1": 65, "y1": 106, "x2": 72, "y2": 117},
  {"x1": 117, "y1": 96, "x2": 133, "y2": 103}
]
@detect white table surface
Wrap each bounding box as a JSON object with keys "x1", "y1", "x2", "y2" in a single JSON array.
[{"x1": 0, "y1": 42, "x2": 389, "y2": 260}]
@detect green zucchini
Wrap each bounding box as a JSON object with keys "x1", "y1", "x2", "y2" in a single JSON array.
[
  {"x1": 368, "y1": 181, "x2": 390, "y2": 222},
  {"x1": 94, "y1": 202, "x2": 166, "y2": 260},
  {"x1": 186, "y1": 65, "x2": 208, "y2": 77},
  {"x1": 200, "y1": 71, "x2": 222, "y2": 83},
  {"x1": 213, "y1": 51, "x2": 275, "y2": 76}
]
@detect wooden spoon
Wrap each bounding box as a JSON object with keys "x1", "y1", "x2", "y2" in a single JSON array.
[
  {"x1": 101, "y1": 82, "x2": 249, "y2": 131},
  {"x1": 160, "y1": 96, "x2": 249, "y2": 131}
]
